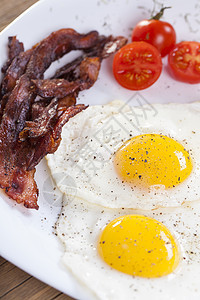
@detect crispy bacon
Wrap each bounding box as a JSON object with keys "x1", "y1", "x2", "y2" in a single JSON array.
[
  {"x1": 1, "y1": 49, "x2": 33, "y2": 96},
  {"x1": 0, "y1": 75, "x2": 32, "y2": 149},
  {"x1": 31, "y1": 56, "x2": 101, "y2": 99},
  {"x1": 0, "y1": 29, "x2": 99, "y2": 97},
  {"x1": 26, "y1": 104, "x2": 87, "y2": 170},
  {"x1": 53, "y1": 35, "x2": 127, "y2": 80},
  {"x1": 26, "y1": 29, "x2": 99, "y2": 79},
  {"x1": 57, "y1": 94, "x2": 77, "y2": 111},
  {"x1": 1, "y1": 36, "x2": 24, "y2": 74},
  {"x1": 5, "y1": 169, "x2": 39, "y2": 210},
  {"x1": 0, "y1": 75, "x2": 36, "y2": 205},
  {"x1": 0, "y1": 28, "x2": 127, "y2": 209},
  {"x1": 31, "y1": 79, "x2": 80, "y2": 98},
  {"x1": 78, "y1": 57, "x2": 101, "y2": 90},
  {"x1": 19, "y1": 98, "x2": 58, "y2": 140}
]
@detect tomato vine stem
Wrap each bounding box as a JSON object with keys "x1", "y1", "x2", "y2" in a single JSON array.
[{"x1": 151, "y1": 7, "x2": 171, "y2": 20}]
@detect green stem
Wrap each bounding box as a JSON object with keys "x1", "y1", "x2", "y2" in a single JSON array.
[{"x1": 151, "y1": 7, "x2": 171, "y2": 20}]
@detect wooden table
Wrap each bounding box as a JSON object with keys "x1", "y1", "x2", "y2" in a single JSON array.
[{"x1": 0, "y1": 1, "x2": 74, "y2": 299}]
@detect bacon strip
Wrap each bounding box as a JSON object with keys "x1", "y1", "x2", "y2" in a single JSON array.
[
  {"x1": 0, "y1": 75, "x2": 32, "y2": 182},
  {"x1": 0, "y1": 29, "x2": 99, "y2": 102},
  {"x1": 26, "y1": 104, "x2": 87, "y2": 170},
  {"x1": 0, "y1": 29, "x2": 127, "y2": 209},
  {"x1": 1, "y1": 36, "x2": 24, "y2": 74},
  {"x1": 31, "y1": 79, "x2": 80, "y2": 98},
  {"x1": 26, "y1": 29, "x2": 99, "y2": 79},
  {"x1": 20, "y1": 98, "x2": 58, "y2": 140},
  {"x1": 5, "y1": 169, "x2": 39, "y2": 210},
  {"x1": 1, "y1": 49, "x2": 33, "y2": 96},
  {"x1": 20, "y1": 57, "x2": 101, "y2": 140}
]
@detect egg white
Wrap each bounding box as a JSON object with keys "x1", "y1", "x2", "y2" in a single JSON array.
[
  {"x1": 47, "y1": 100, "x2": 200, "y2": 210},
  {"x1": 47, "y1": 100, "x2": 200, "y2": 299},
  {"x1": 56, "y1": 195, "x2": 200, "y2": 300}
]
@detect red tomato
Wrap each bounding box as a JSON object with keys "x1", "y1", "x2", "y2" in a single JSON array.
[
  {"x1": 168, "y1": 41, "x2": 200, "y2": 84},
  {"x1": 131, "y1": 19, "x2": 176, "y2": 57},
  {"x1": 113, "y1": 41, "x2": 162, "y2": 90}
]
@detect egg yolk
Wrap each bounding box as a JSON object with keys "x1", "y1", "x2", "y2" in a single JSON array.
[
  {"x1": 98, "y1": 215, "x2": 180, "y2": 278},
  {"x1": 114, "y1": 134, "x2": 192, "y2": 189}
]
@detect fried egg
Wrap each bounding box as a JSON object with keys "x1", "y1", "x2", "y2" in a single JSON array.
[
  {"x1": 55, "y1": 196, "x2": 200, "y2": 300},
  {"x1": 46, "y1": 100, "x2": 200, "y2": 299},
  {"x1": 47, "y1": 100, "x2": 200, "y2": 210}
]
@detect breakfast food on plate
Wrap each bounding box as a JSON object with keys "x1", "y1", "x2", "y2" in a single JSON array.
[
  {"x1": 47, "y1": 100, "x2": 199, "y2": 210},
  {"x1": 168, "y1": 41, "x2": 200, "y2": 84},
  {"x1": 98, "y1": 214, "x2": 180, "y2": 278},
  {"x1": 0, "y1": 30, "x2": 127, "y2": 209},
  {"x1": 46, "y1": 100, "x2": 200, "y2": 299},
  {"x1": 112, "y1": 7, "x2": 176, "y2": 91},
  {"x1": 55, "y1": 198, "x2": 200, "y2": 300},
  {"x1": 113, "y1": 41, "x2": 162, "y2": 90},
  {"x1": 127, "y1": 7, "x2": 200, "y2": 87},
  {"x1": 131, "y1": 7, "x2": 176, "y2": 57}
]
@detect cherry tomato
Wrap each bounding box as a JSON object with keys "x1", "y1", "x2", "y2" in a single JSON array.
[
  {"x1": 168, "y1": 41, "x2": 200, "y2": 84},
  {"x1": 113, "y1": 41, "x2": 162, "y2": 90},
  {"x1": 132, "y1": 19, "x2": 176, "y2": 57}
]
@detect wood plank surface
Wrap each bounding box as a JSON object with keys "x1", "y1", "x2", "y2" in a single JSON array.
[
  {"x1": 0, "y1": 1, "x2": 74, "y2": 299},
  {"x1": 0, "y1": 0, "x2": 38, "y2": 31}
]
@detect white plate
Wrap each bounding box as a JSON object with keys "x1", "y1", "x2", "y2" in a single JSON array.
[{"x1": 0, "y1": 0, "x2": 200, "y2": 299}]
